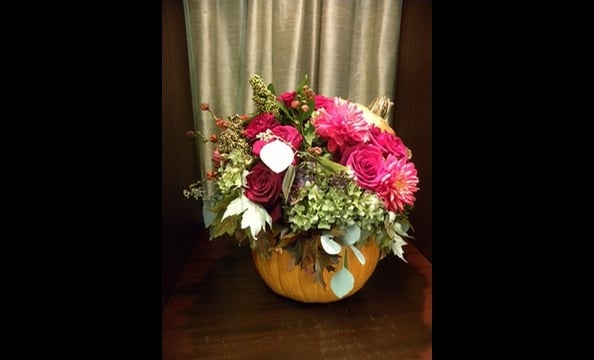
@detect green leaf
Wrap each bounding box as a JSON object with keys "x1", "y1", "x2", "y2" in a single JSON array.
[
  {"x1": 330, "y1": 267, "x2": 355, "y2": 298},
  {"x1": 393, "y1": 220, "x2": 411, "y2": 237},
  {"x1": 302, "y1": 121, "x2": 317, "y2": 147},
  {"x1": 282, "y1": 165, "x2": 296, "y2": 201},
  {"x1": 278, "y1": 101, "x2": 294, "y2": 123},
  {"x1": 342, "y1": 225, "x2": 361, "y2": 245},
  {"x1": 315, "y1": 155, "x2": 348, "y2": 174},
  {"x1": 210, "y1": 214, "x2": 239, "y2": 238}
]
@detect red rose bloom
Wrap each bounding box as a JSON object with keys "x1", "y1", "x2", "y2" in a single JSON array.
[
  {"x1": 244, "y1": 161, "x2": 284, "y2": 222},
  {"x1": 244, "y1": 113, "x2": 279, "y2": 142}
]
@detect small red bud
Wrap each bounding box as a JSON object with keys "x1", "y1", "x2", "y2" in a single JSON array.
[{"x1": 206, "y1": 171, "x2": 217, "y2": 180}]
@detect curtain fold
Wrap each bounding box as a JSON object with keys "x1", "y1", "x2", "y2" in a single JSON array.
[{"x1": 183, "y1": 0, "x2": 402, "y2": 179}]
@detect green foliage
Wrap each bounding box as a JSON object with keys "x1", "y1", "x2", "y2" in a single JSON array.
[{"x1": 210, "y1": 213, "x2": 240, "y2": 239}]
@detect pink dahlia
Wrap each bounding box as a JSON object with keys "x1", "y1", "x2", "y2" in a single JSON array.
[
  {"x1": 313, "y1": 98, "x2": 371, "y2": 154},
  {"x1": 377, "y1": 155, "x2": 420, "y2": 213}
]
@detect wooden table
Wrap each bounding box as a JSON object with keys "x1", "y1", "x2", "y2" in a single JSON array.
[{"x1": 162, "y1": 229, "x2": 432, "y2": 359}]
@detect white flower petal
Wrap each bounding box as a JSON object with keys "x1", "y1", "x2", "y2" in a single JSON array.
[{"x1": 259, "y1": 140, "x2": 294, "y2": 173}]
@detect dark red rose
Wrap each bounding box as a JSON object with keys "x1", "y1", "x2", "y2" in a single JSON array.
[{"x1": 244, "y1": 161, "x2": 284, "y2": 221}]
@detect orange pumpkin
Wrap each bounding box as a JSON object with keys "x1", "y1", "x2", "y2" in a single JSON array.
[{"x1": 252, "y1": 237, "x2": 381, "y2": 303}]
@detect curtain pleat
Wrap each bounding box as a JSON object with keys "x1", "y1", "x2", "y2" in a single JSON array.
[{"x1": 183, "y1": 0, "x2": 402, "y2": 179}]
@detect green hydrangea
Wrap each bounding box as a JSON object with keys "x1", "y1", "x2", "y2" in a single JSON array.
[
  {"x1": 285, "y1": 162, "x2": 386, "y2": 234},
  {"x1": 216, "y1": 149, "x2": 253, "y2": 196}
]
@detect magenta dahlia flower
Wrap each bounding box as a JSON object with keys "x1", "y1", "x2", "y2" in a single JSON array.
[
  {"x1": 377, "y1": 155, "x2": 420, "y2": 213},
  {"x1": 313, "y1": 98, "x2": 372, "y2": 154}
]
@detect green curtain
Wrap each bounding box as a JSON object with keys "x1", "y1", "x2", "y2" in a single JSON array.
[{"x1": 183, "y1": 0, "x2": 402, "y2": 182}]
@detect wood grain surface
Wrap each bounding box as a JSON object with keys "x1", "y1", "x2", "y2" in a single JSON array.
[{"x1": 163, "y1": 229, "x2": 432, "y2": 359}]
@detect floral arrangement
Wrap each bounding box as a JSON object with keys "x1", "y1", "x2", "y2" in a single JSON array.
[{"x1": 184, "y1": 74, "x2": 419, "y2": 298}]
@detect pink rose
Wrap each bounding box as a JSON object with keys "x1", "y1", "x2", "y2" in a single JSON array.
[
  {"x1": 369, "y1": 127, "x2": 409, "y2": 159},
  {"x1": 341, "y1": 144, "x2": 387, "y2": 192},
  {"x1": 314, "y1": 94, "x2": 334, "y2": 110},
  {"x1": 271, "y1": 125, "x2": 303, "y2": 149},
  {"x1": 252, "y1": 125, "x2": 303, "y2": 156},
  {"x1": 244, "y1": 161, "x2": 284, "y2": 222},
  {"x1": 244, "y1": 113, "x2": 279, "y2": 142},
  {"x1": 278, "y1": 91, "x2": 296, "y2": 108}
]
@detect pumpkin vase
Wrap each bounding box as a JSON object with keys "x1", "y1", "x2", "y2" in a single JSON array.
[{"x1": 251, "y1": 236, "x2": 381, "y2": 303}]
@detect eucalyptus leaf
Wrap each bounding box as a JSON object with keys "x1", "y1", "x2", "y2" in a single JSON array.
[
  {"x1": 330, "y1": 267, "x2": 355, "y2": 298},
  {"x1": 393, "y1": 220, "x2": 410, "y2": 237},
  {"x1": 349, "y1": 245, "x2": 366, "y2": 265},
  {"x1": 342, "y1": 225, "x2": 361, "y2": 245},
  {"x1": 320, "y1": 234, "x2": 342, "y2": 255}
]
